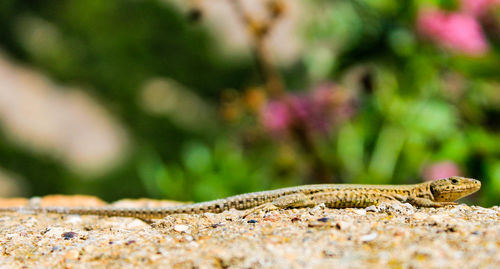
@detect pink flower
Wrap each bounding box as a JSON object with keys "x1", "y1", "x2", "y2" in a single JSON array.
[
  {"x1": 461, "y1": 0, "x2": 500, "y2": 17},
  {"x1": 260, "y1": 100, "x2": 291, "y2": 134},
  {"x1": 259, "y1": 83, "x2": 356, "y2": 136},
  {"x1": 311, "y1": 82, "x2": 337, "y2": 108},
  {"x1": 289, "y1": 94, "x2": 330, "y2": 132},
  {"x1": 417, "y1": 9, "x2": 489, "y2": 56},
  {"x1": 311, "y1": 83, "x2": 356, "y2": 125},
  {"x1": 422, "y1": 161, "x2": 461, "y2": 181}
]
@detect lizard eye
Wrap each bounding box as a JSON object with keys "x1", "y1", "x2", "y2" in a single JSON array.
[{"x1": 451, "y1": 178, "x2": 459, "y2": 184}]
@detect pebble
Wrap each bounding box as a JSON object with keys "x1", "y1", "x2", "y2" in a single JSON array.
[
  {"x1": 5, "y1": 233, "x2": 16, "y2": 239},
  {"x1": 28, "y1": 197, "x2": 42, "y2": 207},
  {"x1": 428, "y1": 215, "x2": 444, "y2": 223},
  {"x1": 126, "y1": 219, "x2": 151, "y2": 229},
  {"x1": 449, "y1": 204, "x2": 469, "y2": 214},
  {"x1": 24, "y1": 218, "x2": 38, "y2": 228},
  {"x1": 365, "y1": 205, "x2": 378, "y2": 212},
  {"x1": 335, "y1": 221, "x2": 348, "y2": 230},
  {"x1": 308, "y1": 221, "x2": 329, "y2": 228},
  {"x1": 377, "y1": 202, "x2": 415, "y2": 215},
  {"x1": 353, "y1": 209, "x2": 367, "y2": 216},
  {"x1": 174, "y1": 224, "x2": 190, "y2": 233},
  {"x1": 83, "y1": 245, "x2": 95, "y2": 253},
  {"x1": 412, "y1": 212, "x2": 427, "y2": 220},
  {"x1": 263, "y1": 215, "x2": 280, "y2": 222},
  {"x1": 62, "y1": 231, "x2": 77, "y2": 240},
  {"x1": 401, "y1": 203, "x2": 415, "y2": 212},
  {"x1": 43, "y1": 227, "x2": 65, "y2": 238},
  {"x1": 474, "y1": 208, "x2": 497, "y2": 215},
  {"x1": 310, "y1": 203, "x2": 326, "y2": 214},
  {"x1": 360, "y1": 233, "x2": 378, "y2": 242},
  {"x1": 63, "y1": 249, "x2": 79, "y2": 260},
  {"x1": 65, "y1": 215, "x2": 82, "y2": 224},
  {"x1": 317, "y1": 217, "x2": 330, "y2": 222}
]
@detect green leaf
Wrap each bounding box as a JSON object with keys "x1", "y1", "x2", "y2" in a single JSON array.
[
  {"x1": 338, "y1": 123, "x2": 364, "y2": 176},
  {"x1": 368, "y1": 125, "x2": 405, "y2": 183},
  {"x1": 182, "y1": 142, "x2": 212, "y2": 174}
]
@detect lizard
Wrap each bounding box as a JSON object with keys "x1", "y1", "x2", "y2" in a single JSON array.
[{"x1": 0, "y1": 176, "x2": 481, "y2": 220}]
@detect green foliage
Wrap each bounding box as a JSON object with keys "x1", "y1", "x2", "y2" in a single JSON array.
[{"x1": 138, "y1": 139, "x2": 271, "y2": 202}]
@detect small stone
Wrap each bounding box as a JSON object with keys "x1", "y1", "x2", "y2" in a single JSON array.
[
  {"x1": 388, "y1": 203, "x2": 403, "y2": 212},
  {"x1": 211, "y1": 223, "x2": 223, "y2": 228},
  {"x1": 202, "y1": 212, "x2": 217, "y2": 218},
  {"x1": 263, "y1": 215, "x2": 280, "y2": 222},
  {"x1": 360, "y1": 233, "x2": 377, "y2": 242},
  {"x1": 309, "y1": 203, "x2": 326, "y2": 214},
  {"x1": 317, "y1": 217, "x2": 330, "y2": 222},
  {"x1": 62, "y1": 231, "x2": 77, "y2": 240},
  {"x1": 453, "y1": 251, "x2": 464, "y2": 259},
  {"x1": 428, "y1": 215, "x2": 444, "y2": 224},
  {"x1": 401, "y1": 203, "x2": 415, "y2": 213},
  {"x1": 43, "y1": 227, "x2": 65, "y2": 238},
  {"x1": 83, "y1": 245, "x2": 95, "y2": 253},
  {"x1": 65, "y1": 215, "x2": 82, "y2": 224},
  {"x1": 28, "y1": 197, "x2": 42, "y2": 207},
  {"x1": 5, "y1": 233, "x2": 16, "y2": 239},
  {"x1": 126, "y1": 219, "x2": 150, "y2": 229},
  {"x1": 379, "y1": 202, "x2": 415, "y2": 215},
  {"x1": 474, "y1": 208, "x2": 497, "y2": 215},
  {"x1": 353, "y1": 209, "x2": 366, "y2": 216},
  {"x1": 412, "y1": 212, "x2": 427, "y2": 220},
  {"x1": 449, "y1": 205, "x2": 468, "y2": 214},
  {"x1": 335, "y1": 221, "x2": 348, "y2": 230},
  {"x1": 444, "y1": 226, "x2": 457, "y2": 233},
  {"x1": 25, "y1": 218, "x2": 38, "y2": 227},
  {"x1": 174, "y1": 224, "x2": 190, "y2": 233},
  {"x1": 64, "y1": 249, "x2": 79, "y2": 260},
  {"x1": 247, "y1": 219, "x2": 258, "y2": 224},
  {"x1": 314, "y1": 203, "x2": 326, "y2": 209},
  {"x1": 308, "y1": 221, "x2": 328, "y2": 228},
  {"x1": 393, "y1": 229, "x2": 407, "y2": 237},
  {"x1": 365, "y1": 205, "x2": 378, "y2": 212}
]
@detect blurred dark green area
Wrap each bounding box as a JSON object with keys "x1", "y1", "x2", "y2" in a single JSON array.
[{"x1": 0, "y1": 0, "x2": 498, "y2": 206}]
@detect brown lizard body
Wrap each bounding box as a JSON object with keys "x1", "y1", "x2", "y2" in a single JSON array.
[{"x1": 0, "y1": 177, "x2": 481, "y2": 219}]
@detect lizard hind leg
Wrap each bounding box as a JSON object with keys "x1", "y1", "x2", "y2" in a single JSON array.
[
  {"x1": 242, "y1": 193, "x2": 312, "y2": 218},
  {"x1": 271, "y1": 193, "x2": 313, "y2": 208}
]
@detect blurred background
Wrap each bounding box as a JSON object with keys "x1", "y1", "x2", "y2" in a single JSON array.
[{"x1": 0, "y1": 0, "x2": 498, "y2": 206}]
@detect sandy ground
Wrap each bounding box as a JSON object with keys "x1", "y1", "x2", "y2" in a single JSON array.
[{"x1": 0, "y1": 196, "x2": 499, "y2": 268}]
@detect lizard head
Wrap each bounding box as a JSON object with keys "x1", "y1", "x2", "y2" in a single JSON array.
[{"x1": 429, "y1": 176, "x2": 481, "y2": 202}]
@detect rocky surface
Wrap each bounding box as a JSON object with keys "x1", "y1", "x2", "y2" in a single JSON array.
[{"x1": 0, "y1": 196, "x2": 498, "y2": 268}]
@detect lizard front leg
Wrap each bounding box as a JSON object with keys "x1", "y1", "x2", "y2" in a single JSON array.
[{"x1": 405, "y1": 197, "x2": 457, "y2": 207}]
